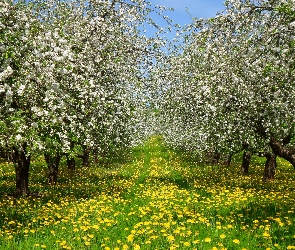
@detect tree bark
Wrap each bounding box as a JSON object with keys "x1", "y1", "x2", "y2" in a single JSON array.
[
  {"x1": 81, "y1": 147, "x2": 90, "y2": 167},
  {"x1": 269, "y1": 137, "x2": 295, "y2": 169},
  {"x1": 224, "y1": 153, "x2": 233, "y2": 166},
  {"x1": 45, "y1": 153, "x2": 61, "y2": 185},
  {"x1": 212, "y1": 150, "x2": 220, "y2": 164},
  {"x1": 241, "y1": 151, "x2": 251, "y2": 175},
  {"x1": 66, "y1": 155, "x2": 76, "y2": 170},
  {"x1": 263, "y1": 152, "x2": 277, "y2": 181},
  {"x1": 12, "y1": 144, "x2": 31, "y2": 196}
]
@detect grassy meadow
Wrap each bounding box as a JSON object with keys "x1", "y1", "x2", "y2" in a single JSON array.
[{"x1": 1, "y1": 136, "x2": 295, "y2": 249}]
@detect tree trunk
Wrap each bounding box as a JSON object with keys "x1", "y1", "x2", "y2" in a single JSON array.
[
  {"x1": 45, "y1": 153, "x2": 61, "y2": 185},
  {"x1": 212, "y1": 150, "x2": 220, "y2": 164},
  {"x1": 269, "y1": 137, "x2": 295, "y2": 169},
  {"x1": 12, "y1": 144, "x2": 31, "y2": 196},
  {"x1": 241, "y1": 151, "x2": 251, "y2": 175},
  {"x1": 263, "y1": 152, "x2": 277, "y2": 182},
  {"x1": 82, "y1": 147, "x2": 90, "y2": 167},
  {"x1": 224, "y1": 153, "x2": 233, "y2": 166},
  {"x1": 66, "y1": 155, "x2": 76, "y2": 170}
]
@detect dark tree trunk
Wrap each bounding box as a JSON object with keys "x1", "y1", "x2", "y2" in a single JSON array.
[
  {"x1": 224, "y1": 153, "x2": 233, "y2": 166},
  {"x1": 66, "y1": 155, "x2": 76, "y2": 170},
  {"x1": 263, "y1": 152, "x2": 277, "y2": 182},
  {"x1": 12, "y1": 144, "x2": 31, "y2": 196},
  {"x1": 81, "y1": 147, "x2": 90, "y2": 167},
  {"x1": 269, "y1": 137, "x2": 295, "y2": 169},
  {"x1": 45, "y1": 153, "x2": 61, "y2": 185},
  {"x1": 212, "y1": 150, "x2": 220, "y2": 164},
  {"x1": 241, "y1": 151, "x2": 252, "y2": 175}
]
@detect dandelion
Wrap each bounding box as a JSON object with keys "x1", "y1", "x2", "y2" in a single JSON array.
[
  {"x1": 220, "y1": 234, "x2": 226, "y2": 239},
  {"x1": 183, "y1": 242, "x2": 190, "y2": 247},
  {"x1": 205, "y1": 238, "x2": 211, "y2": 242},
  {"x1": 60, "y1": 241, "x2": 67, "y2": 246},
  {"x1": 233, "y1": 239, "x2": 240, "y2": 244},
  {"x1": 88, "y1": 234, "x2": 94, "y2": 239},
  {"x1": 127, "y1": 234, "x2": 134, "y2": 242},
  {"x1": 167, "y1": 235, "x2": 175, "y2": 242}
]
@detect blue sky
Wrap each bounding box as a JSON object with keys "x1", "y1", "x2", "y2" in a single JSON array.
[{"x1": 145, "y1": 0, "x2": 225, "y2": 38}]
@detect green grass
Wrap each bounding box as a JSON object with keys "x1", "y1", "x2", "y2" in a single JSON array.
[{"x1": 1, "y1": 136, "x2": 295, "y2": 249}]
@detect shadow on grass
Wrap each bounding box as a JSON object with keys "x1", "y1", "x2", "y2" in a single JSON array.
[
  {"x1": 0, "y1": 148, "x2": 140, "y2": 232},
  {"x1": 0, "y1": 171, "x2": 137, "y2": 231}
]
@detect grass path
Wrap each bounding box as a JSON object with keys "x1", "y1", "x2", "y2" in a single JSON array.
[{"x1": 1, "y1": 136, "x2": 295, "y2": 249}]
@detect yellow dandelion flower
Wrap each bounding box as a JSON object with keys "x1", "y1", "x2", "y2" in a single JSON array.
[
  {"x1": 60, "y1": 241, "x2": 67, "y2": 246},
  {"x1": 88, "y1": 234, "x2": 94, "y2": 239},
  {"x1": 220, "y1": 234, "x2": 226, "y2": 239},
  {"x1": 183, "y1": 242, "x2": 190, "y2": 247},
  {"x1": 127, "y1": 234, "x2": 134, "y2": 242},
  {"x1": 233, "y1": 239, "x2": 240, "y2": 244},
  {"x1": 167, "y1": 235, "x2": 175, "y2": 242},
  {"x1": 205, "y1": 238, "x2": 211, "y2": 242},
  {"x1": 134, "y1": 244, "x2": 140, "y2": 250}
]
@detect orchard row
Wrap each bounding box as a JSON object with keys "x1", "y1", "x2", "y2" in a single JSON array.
[
  {"x1": 159, "y1": 0, "x2": 295, "y2": 181},
  {"x1": 0, "y1": 0, "x2": 166, "y2": 195}
]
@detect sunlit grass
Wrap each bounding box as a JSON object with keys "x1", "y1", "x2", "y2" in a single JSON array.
[{"x1": 1, "y1": 136, "x2": 295, "y2": 249}]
